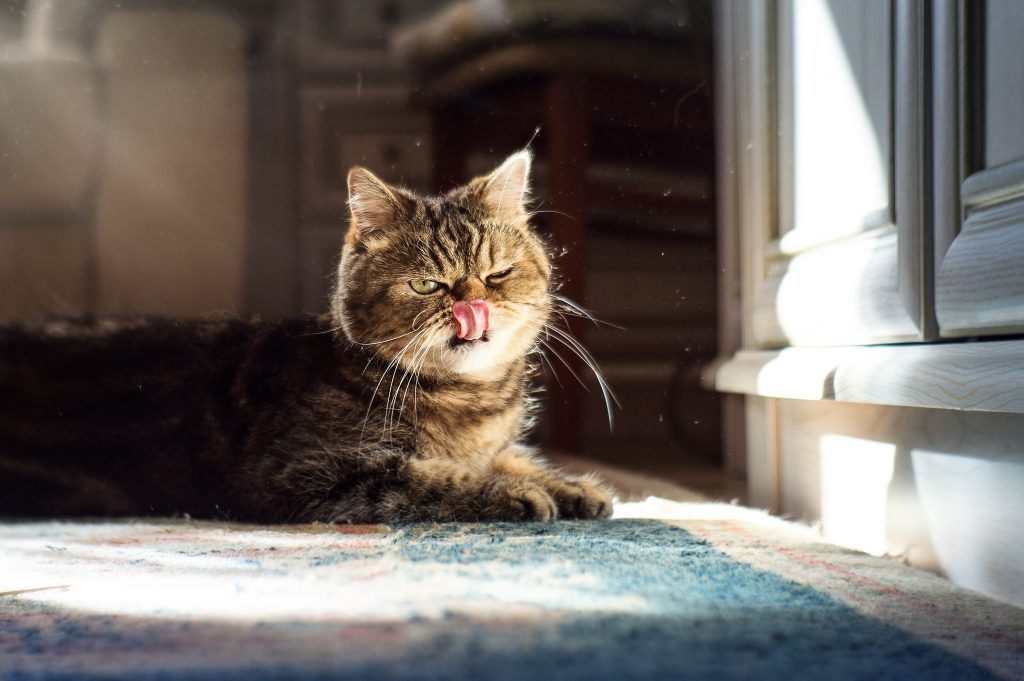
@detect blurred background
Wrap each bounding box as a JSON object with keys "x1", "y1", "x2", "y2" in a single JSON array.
[{"x1": 0, "y1": 0, "x2": 730, "y2": 494}]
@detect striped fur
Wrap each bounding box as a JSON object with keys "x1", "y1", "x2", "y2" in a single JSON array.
[{"x1": 0, "y1": 153, "x2": 612, "y2": 522}]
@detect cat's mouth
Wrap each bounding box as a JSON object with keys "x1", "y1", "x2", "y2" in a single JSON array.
[{"x1": 449, "y1": 331, "x2": 490, "y2": 348}]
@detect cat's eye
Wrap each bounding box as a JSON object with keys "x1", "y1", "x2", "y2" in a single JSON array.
[
  {"x1": 486, "y1": 268, "x2": 514, "y2": 284},
  {"x1": 409, "y1": 278, "x2": 441, "y2": 295}
]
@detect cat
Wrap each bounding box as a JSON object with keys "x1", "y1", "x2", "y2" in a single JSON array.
[{"x1": 0, "y1": 151, "x2": 613, "y2": 523}]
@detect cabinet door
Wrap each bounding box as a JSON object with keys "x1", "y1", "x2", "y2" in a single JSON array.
[
  {"x1": 732, "y1": 0, "x2": 932, "y2": 348},
  {"x1": 935, "y1": 0, "x2": 1024, "y2": 337}
]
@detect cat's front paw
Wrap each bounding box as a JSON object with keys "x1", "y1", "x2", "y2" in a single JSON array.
[
  {"x1": 481, "y1": 478, "x2": 557, "y2": 521},
  {"x1": 548, "y1": 477, "x2": 613, "y2": 520}
]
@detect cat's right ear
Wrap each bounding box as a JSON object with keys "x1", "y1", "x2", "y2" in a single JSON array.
[{"x1": 346, "y1": 167, "x2": 410, "y2": 243}]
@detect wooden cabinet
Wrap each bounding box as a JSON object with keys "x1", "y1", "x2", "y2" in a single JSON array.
[
  {"x1": 294, "y1": 0, "x2": 443, "y2": 313},
  {"x1": 934, "y1": 0, "x2": 1024, "y2": 338},
  {"x1": 729, "y1": 0, "x2": 939, "y2": 348},
  {"x1": 729, "y1": 0, "x2": 1024, "y2": 348},
  {"x1": 715, "y1": 0, "x2": 1024, "y2": 607}
]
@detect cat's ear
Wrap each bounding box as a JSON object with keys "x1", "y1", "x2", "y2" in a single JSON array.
[
  {"x1": 347, "y1": 167, "x2": 411, "y2": 241},
  {"x1": 476, "y1": 150, "x2": 532, "y2": 222}
]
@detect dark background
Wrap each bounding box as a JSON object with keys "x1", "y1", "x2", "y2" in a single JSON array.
[{"x1": 0, "y1": 0, "x2": 722, "y2": 489}]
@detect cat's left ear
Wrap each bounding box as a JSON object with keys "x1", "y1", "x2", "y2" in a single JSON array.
[
  {"x1": 475, "y1": 150, "x2": 532, "y2": 222},
  {"x1": 347, "y1": 166, "x2": 413, "y2": 242}
]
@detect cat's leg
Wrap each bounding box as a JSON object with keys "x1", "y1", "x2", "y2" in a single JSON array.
[
  {"x1": 324, "y1": 455, "x2": 559, "y2": 523},
  {"x1": 398, "y1": 456, "x2": 563, "y2": 522},
  {"x1": 490, "y1": 445, "x2": 613, "y2": 520}
]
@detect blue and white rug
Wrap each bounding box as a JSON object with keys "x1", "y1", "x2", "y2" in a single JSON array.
[{"x1": 2, "y1": 502, "x2": 1022, "y2": 680}]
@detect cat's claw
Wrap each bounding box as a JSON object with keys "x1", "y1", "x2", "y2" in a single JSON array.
[
  {"x1": 551, "y1": 478, "x2": 613, "y2": 520},
  {"x1": 483, "y1": 480, "x2": 557, "y2": 521}
]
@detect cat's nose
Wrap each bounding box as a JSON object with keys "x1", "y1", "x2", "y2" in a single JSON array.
[{"x1": 452, "y1": 299, "x2": 491, "y2": 340}]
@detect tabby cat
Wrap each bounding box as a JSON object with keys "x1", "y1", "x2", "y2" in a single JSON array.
[{"x1": 0, "y1": 152, "x2": 613, "y2": 523}]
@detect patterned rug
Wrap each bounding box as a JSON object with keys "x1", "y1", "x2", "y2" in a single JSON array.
[{"x1": 2, "y1": 501, "x2": 1022, "y2": 680}]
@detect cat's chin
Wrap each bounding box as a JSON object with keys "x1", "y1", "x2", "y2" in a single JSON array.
[
  {"x1": 448, "y1": 331, "x2": 490, "y2": 348},
  {"x1": 443, "y1": 328, "x2": 519, "y2": 377},
  {"x1": 446, "y1": 341, "x2": 500, "y2": 376}
]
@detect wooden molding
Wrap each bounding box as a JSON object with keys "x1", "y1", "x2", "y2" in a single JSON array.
[
  {"x1": 752, "y1": 228, "x2": 920, "y2": 347},
  {"x1": 930, "y1": 0, "x2": 963, "y2": 268},
  {"x1": 734, "y1": 0, "x2": 777, "y2": 350},
  {"x1": 733, "y1": 0, "x2": 931, "y2": 349},
  {"x1": 933, "y1": 3, "x2": 1024, "y2": 340},
  {"x1": 895, "y1": 0, "x2": 936, "y2": 339},
  {"x1": 961, "y1": 158, "x2": 1024, "y2": 209},
  {"x1": 937, "y1": 160, "x2": 1024, "y2": 337},
  {"x1": 717, "y1": 340, "x2": 1024, "y2": 415}
]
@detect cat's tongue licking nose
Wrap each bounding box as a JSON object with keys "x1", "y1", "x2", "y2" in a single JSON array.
[{"x1": 452, "y1": 299, "x2": 491, "y2": 341}]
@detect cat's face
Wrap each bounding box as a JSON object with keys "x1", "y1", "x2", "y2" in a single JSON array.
[{"x1": 332, "y1": 152, "x2": 551, "y2": 378}]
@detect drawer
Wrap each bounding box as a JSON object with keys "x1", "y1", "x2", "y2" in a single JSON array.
[{"x1": 300, "y1": 88, "x2": 431, "y2": 218}]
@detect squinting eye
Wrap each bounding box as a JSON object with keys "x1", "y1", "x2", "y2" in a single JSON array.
[
  {"x1": 409, "y1": 278, "x2": 441, "y2": 295},
  {"x1": 486, "y1": 268, "x2": 514, "y2": 284}
]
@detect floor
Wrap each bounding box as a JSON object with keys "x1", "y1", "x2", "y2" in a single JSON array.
[{"x1": 548, "y1": 451, "x2": 748, "y2": 505}]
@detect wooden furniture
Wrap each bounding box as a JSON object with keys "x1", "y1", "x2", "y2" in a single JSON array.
[
  {"x1": 294, "y1": 0, "x2": 451, "y2": 313},
  {"x1": 1, "y1": 0, "x2": 725, "y2": 482},
  {"x1": 409, "y1": 35, "x2": 716, "y2": 457},
  {"x1": 714, "y1": 0, "x2": 1024, "y2": 608}
]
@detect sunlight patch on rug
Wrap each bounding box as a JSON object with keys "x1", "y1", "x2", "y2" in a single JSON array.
[
  {"x1": 2, "y1": 508, "x2": 1023, "y2": 680},
  {"x1": 1, "y1": 522, "x2": 651, "y2": 621}
]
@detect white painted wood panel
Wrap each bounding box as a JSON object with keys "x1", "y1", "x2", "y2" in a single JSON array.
[
  {"x1": 766, "y1": 398, "x2": 1024, "y2": 607},
  {"x1": 717, "y1": 340, "x2": 1024, "y2": 414},
  {"x1": 732, "y1": 0, "x2": 932, "y2": 347},
  {"x1": 716, "y1": 347, "x2": 847, "y2": 401},
  {"x1": 753, "y1": 228, "x2": 919, "y2": 347},
  {"x1": 937, "y1": 162, "x2": 1024, "y2": 337},
  {"x1": 833, "y1": 340, "x2": 1024, "y2": 412},
  {"x1": 936, "y1": 202, "x2": 1024, "y2": 336},
  {"x1": 744, "y1": 395, "x2": 778, "y2": 512},
  {"x1": 984, "y1": 0, "x2": 1024, "y2": 169},
  {"x1": 776, "y1": 0, "x2": 892, "y2": 252}
]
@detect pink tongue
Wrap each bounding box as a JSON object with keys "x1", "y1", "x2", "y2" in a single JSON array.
[{"x1": 452, "y1": 299, "x2": 491, "y2": 340}]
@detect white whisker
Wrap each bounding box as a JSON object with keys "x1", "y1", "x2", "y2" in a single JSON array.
[
  {"x1": 359, "y1": 326, "x2": 427, "y2": 445},
  {"x1": 540, "y1": 323, "x2": 620, "y2": 427},
  {"x1": 497, "y1": 304, "x2": 618, "y2": 429},
  {"x1": 537, "y1": 338, "x2": 590, "y2": 393},
  {"x1": 399, "y1": 326, "x2": 444, "y2": 428},
  {"x1": 297, "y1": 324, "x2": 345, "y2": 337},
  {"x1": 551, "y1": 294, "x2": 625, "y2": 330},
  {"x1": 390, "y1": 326, "x2": 434, "y2": 433}
]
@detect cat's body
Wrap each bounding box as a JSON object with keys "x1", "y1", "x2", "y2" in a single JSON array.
[{"x1": 0, "y1": 152, "x2": 612, "y2": 522}]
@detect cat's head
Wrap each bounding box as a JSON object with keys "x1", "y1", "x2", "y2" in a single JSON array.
[{"x1": 331, "y1": 151, "x2": 551, "y2": 378}]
